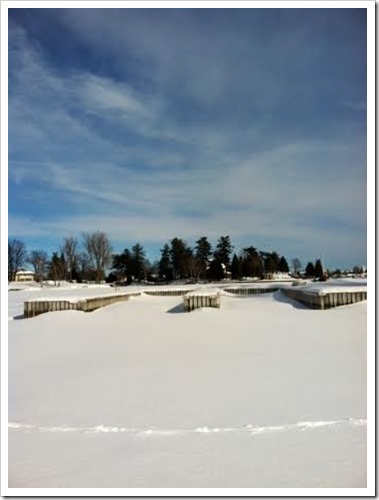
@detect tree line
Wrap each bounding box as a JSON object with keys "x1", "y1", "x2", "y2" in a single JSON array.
[
  {"x1": 9, "y1": 232, "x2": 335, "y2": 285},
  {"x1": 111, "y1": 235, "x2": 292, "y2": 283},
  {"x1": 8, "y1": 232, "x2": 112, "y2": 284}
]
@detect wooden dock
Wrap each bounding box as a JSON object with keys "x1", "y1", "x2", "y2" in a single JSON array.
[
  {"x1": 224, "y1": 286, "x2": 279, "y2": 295},
  {"x1": 183, "y1": 290, "x2": 221, "y2": 312},
  {"x1": 281, "y1": 287, "x2": 367, "y2": 309},
  {"x1": 22, "y1": 282, "x2": 367, "y2": 318},
  {"x1": 144, "y1": 289, "x2": 195, "y2": 297},
  {"x1": 24, "y1": 292, "x2": 141, "y2": 318}
]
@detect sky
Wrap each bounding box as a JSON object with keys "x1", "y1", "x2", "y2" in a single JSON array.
[{"x1": 7, "y1": 4, "x2": 368, "y2": 270}]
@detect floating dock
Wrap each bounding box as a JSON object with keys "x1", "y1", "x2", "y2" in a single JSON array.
[
  {"x1": 24, "y1": 292, "x2": 141, "y2": 318},
  {"x1": 144, "y1": 289, "x2": 195, "y2": 297},
  {"x1": 22, "y1": 282, "x2": 367, "y2": 318},
  {"x1": 224, "y1": 286, "x2": 279, "y2": 295},
  {"x1": 183, "y1": 289, "x2": 221, "y2": 312},
  {"x1": 281, "y1": 287, "x2": 367, "y2": 309}
]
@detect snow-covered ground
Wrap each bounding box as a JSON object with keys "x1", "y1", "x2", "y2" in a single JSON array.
[{"x1": 8, "y1": 282, "x2": 367, "y2": 489}]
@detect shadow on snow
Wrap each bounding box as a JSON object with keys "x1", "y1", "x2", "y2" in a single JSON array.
[
  {"x1": 272, "y1": 290, "x2": 309, "y2": 310},
  {"x1": 166, "y1": 303, "x2": 186, "y2": 314}
]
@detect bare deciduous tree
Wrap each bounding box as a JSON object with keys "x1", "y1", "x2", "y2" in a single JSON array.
[
  {"x1": 27, "y1": 250, "x2": 48, "y2": 283},
  {"x1": 184, "y1": 255, "x2": 203, "y2": 281},
  {"x1": 78, "y1": 251, "x2": 91, "y2": 281},
  {"x1": 82, "y1": 231, "x2": 112, "y2": 283},
  {"x1": 8, "y1": 239, "x2": 27, "y2": 281},
  {"x1": 61, "y1": 236, "x2": 79, "y2": 281},
  {"x1": 292, "y1": 258, "x2": 302, "y2": 276}
]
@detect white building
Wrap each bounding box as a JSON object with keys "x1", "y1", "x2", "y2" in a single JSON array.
[{"x1": 15, "y1": 270, "x2": 35, "y2": 282}]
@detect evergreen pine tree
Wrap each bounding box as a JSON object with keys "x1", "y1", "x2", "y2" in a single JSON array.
[
  {"x1": 270, "y1": 252, "x2": 281, "y2": 273},
  {"x1": 278, "y1": 256, "x2": 289, "y2": 273},
  {"x1": 111, "y1": 248, "x2": 132, "y2": 283},
  {"x1": 158, "y1": 244, "x2": 173, "y2": 282},
  {"x1": 314, "y1": 259, "x2": 324, "y2": 279},
  {"x1": 131, "y1": 243, "x2": 146, "y2": 281},
  {"x1": 170, "y1": 238, "x2": 191, "y2": 280},
  {"x1": 305, "y1": 261, "x2": 315, "y2": 277},
  {"x1": 261, "y1": 252, "x2": 276, "y2": 273},
  {"x1": 231, "y1": 253, "x2": 243, "y2": 280},
  {"x1": 195, "y1": 236, "x2": 212, "y2": 279},
  {"x1": 214, "y1": 236, "x2": 233, "y2": 268},
  {"x1": 207, "y1": 259, "x2": 224, "y2": 281}
]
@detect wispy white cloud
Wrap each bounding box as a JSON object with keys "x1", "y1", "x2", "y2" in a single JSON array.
[
  {"x1": 8, "y1": 9, "x2": 367, "y2": 269},
  {"x1": 9, "y1": 202, "x2": 365, "y2": 269}
]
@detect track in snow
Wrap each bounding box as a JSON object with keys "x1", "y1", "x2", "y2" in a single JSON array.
[{"x1": 9, "y1": 418, "x2": 366, "y2": 437}]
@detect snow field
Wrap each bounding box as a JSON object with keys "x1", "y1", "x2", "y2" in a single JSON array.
[
  {"x1": 8, "y1": 287, "x2": 367, "y2": 488},
  {"x1": 9, "y1": 423, "x2": 366, "y2": 488}
]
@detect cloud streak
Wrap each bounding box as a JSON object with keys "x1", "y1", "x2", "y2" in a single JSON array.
[{"x1": 8, "y1": 8, "x2": 367, "y2": 269}]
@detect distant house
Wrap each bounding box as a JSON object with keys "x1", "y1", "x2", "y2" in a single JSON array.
[{"x1": 15, "y1": 270, "x2": 35, "y2": 282}]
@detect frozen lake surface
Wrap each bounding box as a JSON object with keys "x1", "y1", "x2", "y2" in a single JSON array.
[{"x1": 8, "y1": 282, "x2": 367, "y2": 488}]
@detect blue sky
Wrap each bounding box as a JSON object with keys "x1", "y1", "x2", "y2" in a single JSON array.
[{"x1": 8, "y1": 6, "x2": 367, "y2": 270}]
